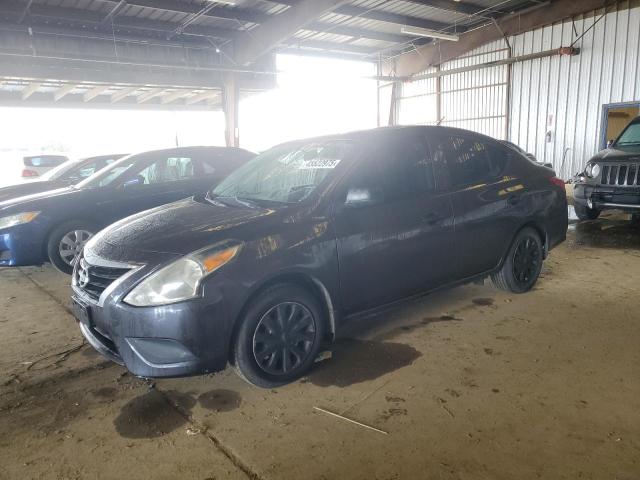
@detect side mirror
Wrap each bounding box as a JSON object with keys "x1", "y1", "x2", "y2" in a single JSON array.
[
  {"x1": 607, "y1": 139, "x2": 614, "y2": 148},
  {"x1": 345, "y1": 187, "x2": 384, "y2": 207}
]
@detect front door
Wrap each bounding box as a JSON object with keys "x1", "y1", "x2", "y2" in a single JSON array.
[
  {"x1": 334, "y1": 134, "x2": 456, "y2": 315},
  {"x1": 103, "y1": 154, "x2": 203, "y2": 224}
]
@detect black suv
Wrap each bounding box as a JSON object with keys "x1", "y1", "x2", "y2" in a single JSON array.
[
  {"x1": 574, "y1": 116, "x2": 640, "y2": 220},
  {"x1": 73, "y1": 126, "x2": 568, "y2": 388}
]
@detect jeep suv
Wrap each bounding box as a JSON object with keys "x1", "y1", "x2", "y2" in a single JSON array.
[{"x1": 574, "y1": 116, "x2": 640, "y2": 220}]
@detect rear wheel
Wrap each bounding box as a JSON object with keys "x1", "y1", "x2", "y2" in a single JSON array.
[
  {"x1": 492, "y1": 228, "x2": 543, "y2": 294},
  {"x1": 231, "y1": 283, "x2": 325, "y2": 388},
  {"x1": 46, "y1": 221, "x2": 94, "y2": 274},
  {"x1": 574, "y1": 203, "x2": 600, "y2": 221}
]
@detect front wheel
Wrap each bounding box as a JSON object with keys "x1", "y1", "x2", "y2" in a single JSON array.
[
  {"x1": 46, "y1": 221, "x2": 94, "y2": 274},
  {"x1": 231, "y1": 283, "x2": 325, "y2": 388},
  {"x1": 492, "y1": 228, "x2": 544, "y2": 294},
  {"x1": 574, "y1": 203, "x2": 600, "y2": 221}
]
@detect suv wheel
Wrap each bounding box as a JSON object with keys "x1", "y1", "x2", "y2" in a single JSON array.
[
  {"x1": 574, "y1": 203, "x2": 600, "y2": 221},
  {"x1": 492, "y1": 228, "x2": 543, "y2": 294},
  {"x1": 231, "y1": 283, "x2": 325, "y2": 388},
  {"x1": 46, "y1": 221, "x2": 94, "y2": 274}
]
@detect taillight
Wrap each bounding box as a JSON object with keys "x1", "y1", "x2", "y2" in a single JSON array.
[
  {"x1": 22, "y1": 169, "x2": 39, "y2": 177},
  {"x1": 549, "y1": 177, "x2": 565, "y2": 188}
]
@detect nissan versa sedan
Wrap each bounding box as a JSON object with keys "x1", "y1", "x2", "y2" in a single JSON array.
[
  {"x1": 574, "y1": 116, "x2": 640, "y2": 220},
  {"x1": 0, "y1": 146, "x2": 254, "y2": 273},
  {"x1": 72, "y1": 126, "x2": 568, "y2": 388},
  {"x1": 0, "y1": 153, "x2": 127, "y2": 203}
]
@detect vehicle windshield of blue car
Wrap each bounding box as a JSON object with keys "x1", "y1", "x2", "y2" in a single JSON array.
[
  {"x1": 614, "y1": 119, "x2": 640, "y2": 148},
  {"x1": 211, "y1": 140, "x2": 353, "y2": 205}
]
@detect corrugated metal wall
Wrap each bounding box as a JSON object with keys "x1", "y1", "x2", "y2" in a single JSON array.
[
  {"x1": 395, "y1": 2, "x2": 640, "y2": 180},
  {"x1": 510, "y1": 2, "x2": 640, "y2": 179},
  {"x1": 397, "y1": 39, "x2": 509, "y2": 137}
]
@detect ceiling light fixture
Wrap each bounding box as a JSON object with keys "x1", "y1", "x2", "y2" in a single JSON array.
[{"x1": 400, "y1": 26, "x2": 459, "y2": 42}]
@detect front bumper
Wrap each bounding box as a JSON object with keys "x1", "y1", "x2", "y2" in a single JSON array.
[
  {"x1": 573, "y1": 184, "x2": 640, "y2": 211},
  {"x1": 72, "y1": 279, "x2": 233, "y2": 378},
  {"x1": 0, "y1": 224, "x2": 46, "y2": 266}
]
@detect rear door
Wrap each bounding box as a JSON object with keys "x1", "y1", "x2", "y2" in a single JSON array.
[
  {"x1": 334, "y1": 133, "x2": 456, "y2": 314},
  {"x1": 428, "y1": 133, "x2": 519, "y2": 278}
]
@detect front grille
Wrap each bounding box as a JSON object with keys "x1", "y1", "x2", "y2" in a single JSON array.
[
  {"x1": 75, "y1": 256, "x2": 132, "y2": 301},
  {"x1": 600, "y1": 163, "x2": 640, "y2": 186}
]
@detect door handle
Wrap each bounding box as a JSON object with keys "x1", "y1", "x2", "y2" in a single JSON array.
[{"x1": 507, "y1": 195, "x2": 521, "y2": 205}]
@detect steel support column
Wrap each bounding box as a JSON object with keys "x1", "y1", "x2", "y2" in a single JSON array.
[{"x1": 223, "y1": 73, "x2": 239, "y2": 147}]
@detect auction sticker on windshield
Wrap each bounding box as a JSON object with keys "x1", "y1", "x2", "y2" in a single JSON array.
[{"x1": 298, "y1": 159, "x2": 341, "y2": 169}]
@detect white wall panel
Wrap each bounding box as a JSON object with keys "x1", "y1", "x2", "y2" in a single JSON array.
[{"x1": 396, "y1": 2, "x2": 640, "y2": 180}]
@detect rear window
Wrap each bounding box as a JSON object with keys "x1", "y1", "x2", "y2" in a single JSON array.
[{"x1": 23, "y1": 155, "x2": 68, "y2": 167}]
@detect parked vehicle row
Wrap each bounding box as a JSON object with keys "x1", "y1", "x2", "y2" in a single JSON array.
[
  {"x1": 0, "y1": 147, "x2": 254, "y2": 273},
  {"x1": 0, "y1": 154, "x2": 128, "y2": 202}
]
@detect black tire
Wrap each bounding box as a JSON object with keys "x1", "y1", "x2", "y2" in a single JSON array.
[
  {"x1": 492, "y1": 227, "x2": 544, "y2": 294},
  {"x1": 46, "y1": 221, "x2": 95, "y2": 274},
  {"x1": 231, "y1": 283, "x2": 325, "y2": 388},
  {"x1": 574, "y1": 203, "x2": 600, "y2": 221}
]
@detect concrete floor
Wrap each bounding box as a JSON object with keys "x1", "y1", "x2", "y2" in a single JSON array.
[{"x1": 1, "y1": 211, "x2": 639, "y2": 480}]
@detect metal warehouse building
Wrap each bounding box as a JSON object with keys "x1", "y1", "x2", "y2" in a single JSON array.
[{"x1": 1, "y1": 1, "x2": 639, "y2": 479}]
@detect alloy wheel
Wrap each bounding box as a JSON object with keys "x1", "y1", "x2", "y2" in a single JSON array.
[
  {"x1": 252, "y1": 302, "x2": 317, "y2": 376},
  {"x1": 59, "y1": 230, "x2": 93, "y2": 266},
  {"x1": 512, "y1": 235, "x2": 541, "y2": 286}
]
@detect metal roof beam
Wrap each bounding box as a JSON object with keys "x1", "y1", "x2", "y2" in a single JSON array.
[
  {"x1": 21, "y1": 81, "x2": 41, "y2": 100},
  {"x1": 396, "y1": 0, "x2": 499, "y2": 17},
  {"x1": 111, "y1": 86, "x2": 139, "y2": 103},
  {"x1": 53, "y1": 83, "x2": 77, "y2": 101},
  {"x1": 389, "y1": 0, "x2": 619, "y2": 76},
  {"x1": 185, "y1": 90, "x2": 219, "y2": 105},
  {"x1": 270, "y1": 0, "x2": 464, "y2": 31},
  {"x1": 233, "y1": 0, "x2": 350, "y2": 66},
  {"x1": 137, "y1": 87, "x2": 165, "y2": 103},
  {"x1": 83, "y1": 84, "x2": 111, "y2": 101},
  {"x1": 334, "y1": 5, "x2": 456, "y2": 31},
  {"x1": 160, "y1": 89, "x2": 191, "y2": 104},
  {"x1": 282, "y1": 39, "x2": 377, "y2": 56}
]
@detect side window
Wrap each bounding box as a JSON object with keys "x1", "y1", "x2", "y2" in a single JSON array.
[
  {"x1": 75, "y1": 161, "x2": 100, "y2": 179},
  {"x1": 431, "y1": 135, "x2": 505, "y2": 188},
  {"x1": 347, "y1": 137, "x2": 434, "y2": 202},
  {"x1": 136, "y1": 156, "x2": 195, "y2": 185}
]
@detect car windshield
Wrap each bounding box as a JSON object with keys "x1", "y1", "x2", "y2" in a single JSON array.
[
  {"x1": 211, "y1": 140, "x2": 353, "y2": 204},
  {"x1": 614, "y1": 121, "x2": 640, "y2": 147},
  {"x1": 75, "y1": 155, "x2": 136, "y2": 188}
]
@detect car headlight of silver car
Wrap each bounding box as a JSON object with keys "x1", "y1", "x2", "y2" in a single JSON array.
[
  {"x1": 0, "y1": 211, "x2": 40, "y2": 230},
  {"x1": 585, "y1": 163, "x2": 600, "y2": 178},
  {"x1": 123, "y1": 243, "x2": 242, "y2": 307}
]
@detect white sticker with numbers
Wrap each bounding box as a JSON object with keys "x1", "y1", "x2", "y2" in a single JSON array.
[{"x1": 298, "y1": 158, "x2": 341, "y2": 169}]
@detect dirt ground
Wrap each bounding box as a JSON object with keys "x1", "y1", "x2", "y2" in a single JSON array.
[{"x1": 1, "y1": 210, "x2": 639, "y2": 480}]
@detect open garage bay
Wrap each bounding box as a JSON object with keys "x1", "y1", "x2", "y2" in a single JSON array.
[{"x1": 1, "y1": 213, "x2": 638, "y2": 480}]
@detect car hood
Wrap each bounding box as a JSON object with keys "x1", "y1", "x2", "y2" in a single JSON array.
[
  {"x1": 87, "y1": 197, "x2": 282, "y2": 262},
  {"x1": 0, "y1": 181, "x2": 63, "y2": 204},
  {"x1": 0, "y1": 185, "x2": 89, "y2": 213},
  {"x1": 590, "y1": 147, "x2": 640, "y2": 162}
]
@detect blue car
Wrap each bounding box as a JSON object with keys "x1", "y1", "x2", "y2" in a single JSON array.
[{"x1": 0, "y1": 146, "x2": 254, "y2": 273}]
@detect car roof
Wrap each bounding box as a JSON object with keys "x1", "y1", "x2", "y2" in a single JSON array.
[{"x1": 272, "y1": 125, "x2": 501, "y2": 149}]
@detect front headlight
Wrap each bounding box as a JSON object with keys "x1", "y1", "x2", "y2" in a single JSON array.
[
  {"x1": 0, "y1": 211, "x2": 40, "y2": 230},
  {"x1": 584, "y1": 163, "x2": 600, "y2": 178},
  {"x1": 123, "y1": 243, "x2": 241, "y2": 307}
]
